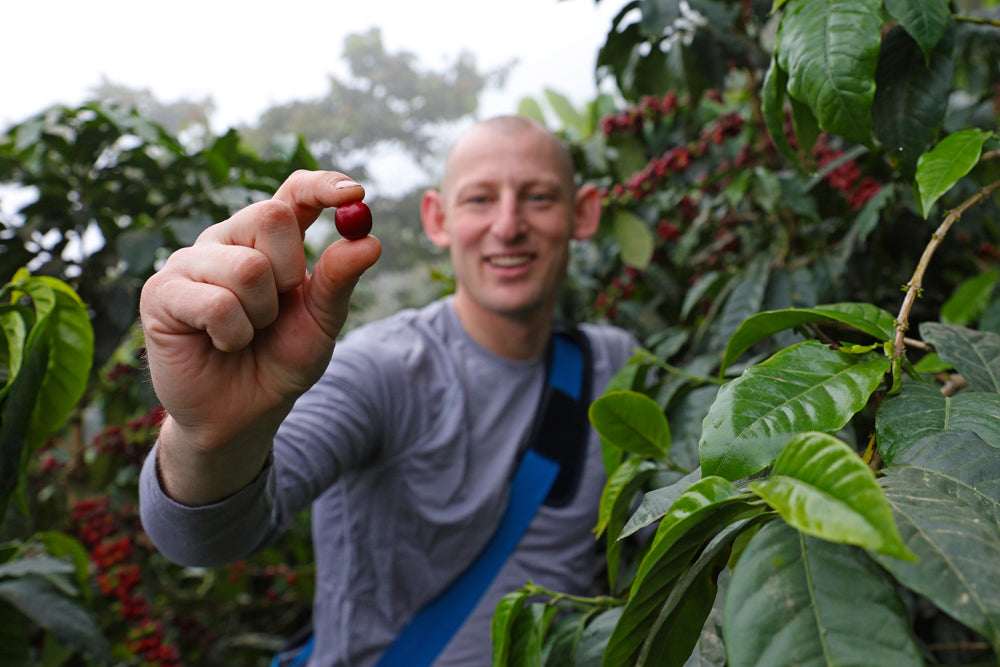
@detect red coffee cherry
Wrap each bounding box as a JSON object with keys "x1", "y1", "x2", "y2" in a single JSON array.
[{"x1": 334, "y1": 201, "x2": 373, "y2": 240}]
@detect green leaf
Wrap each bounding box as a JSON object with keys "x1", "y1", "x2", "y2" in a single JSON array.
[
  {"x1": 543, "y1": 89, "x2": 583, "y2": 133},
  {"x1": 0, "y1": 555, "x2": 74, "y2": 580},
  {"x1": 0, "y1": 330, "x2": 48, "y2": 520},
  {"x1": 920, "y1": 322, "x2": 1000, "y2": 392},
  {"x1": 751, "y1": 168, "x2": 783, "y2": 217},
  {"x1": 33, "y1": 533, "x2": 92, "y2": 604},
  {"x1": 788, "y1": 95, "x2": 820, "y2": 157},
  {"x1": 749, "y1": 432, "x2": 916, "y2": 560},
  {"x1": 776, "y1": 0, "x2": 882, "y2": 146},
  {"x1": 0, "y1": 306, "x2": 28, "y2": 397},
  {"x1": 639, "y1": 517, "x2": 763, "y2": 667},
  {"x1": 913, "y1": 351, "x2": 949, "y2": 374},
  {"x1": 915, "y1": 128, "x2": 994, "y2": 218},
  {"x1": 939, "y1": 270, "x2": 1000, "y2": 327},
  {"x1": 640, "y1": 550, "x2": 720, "y2": 667},
  {"x1": 883, "y1": 0, "x2": 951, "y2": 62},
  {"x1": 492, "y1": 590, "x2": 529, "y2": 667},
  {"x1": 596, "y1": 458, "x2": 658, "y2": 590},
  {"x1": 609, "y1": 133, "x2": 650, "y2": 183},
  {"x1": 517, "y1": 97, "x2": 547, "y2": 126},
  {"x1": 724, "y1": 521, "x2": 923, "y2": 667},
  {"x1": 512, "y1": 603, "x2": 558, "y2": 667},
  {"x1": 0, "y1": 578, "x2": 110, "y2": 663},
  {"x1": 890, "y1": 430, "x2": 1000, "y2": 504},
  {"x1": 876, "y1": 380, "x2": 1000, "y2": 462},
  {"x1": 589, "y1": 391, "x2": 671, "y2": 460},
  {"x1": 876, "y1": 467, "x2": 1000, "y2": 654},
  {"x1": 620, "y1": 470, "x2": 702, "y2": 540},
  {"x1": 871, "y1": 22, "x2": 954, "y2": 178},
  {"x1": 602, "y1": 477, "x2": 761, "y2": 667},
  {"x1": 760, "y1": 59, "x2": 797, "y2": 162},
  {"x1": 721, "y1": 302, "x2": 896, "y2": 375},
  {"x1": 12, "y1": 276, "x2": 93, "y2": 451},
  {"x1": 680, "y1": 271, "x2": 727, "y2": 322},
  {"x1": 611, "y1": 209, "x2": 655, "y2": 269},
  {"x1": 709, "y1": 256, "x2": 772, "y2": 354},
  {"x1": 542, "y1": 612, "x2": 589, "y2": 667},
  {"x1": 701, "y1": 342, "x2": 890, "y2": 481},
  {"x1": 578, "y1": 608, "x2": 622, "y2": 667}
]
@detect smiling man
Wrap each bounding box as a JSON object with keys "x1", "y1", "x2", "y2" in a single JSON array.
[
  {"x1": 421, "y1": 116, "x2": 600, "y2": 359},
  {"x1": 139, "y1": 115, "x2": 637, "y2": 666}
]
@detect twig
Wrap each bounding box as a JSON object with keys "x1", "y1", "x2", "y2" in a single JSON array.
[
  {"x1": 955, "y1": 14, "x2": 1000, "y2": 29},
  {"x1": 893, "y1": 179, "x2": 1000, "y2": 361},
  {"x1": 903, "y1": 336, "x2": 931, "y2": 351}
]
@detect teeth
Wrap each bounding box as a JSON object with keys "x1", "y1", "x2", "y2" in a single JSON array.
[{"x1": 489, "y1": 255, "x2": 531, "y2": 267}]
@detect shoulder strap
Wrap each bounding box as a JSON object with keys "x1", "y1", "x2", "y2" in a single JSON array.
[{"x1": 374, "y1": 327, "x2": 592, "y2": 667}]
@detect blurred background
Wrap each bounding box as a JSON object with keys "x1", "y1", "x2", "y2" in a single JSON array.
[{"x1": 3, "y1": 1, "x2": 1000, "y2": 665}]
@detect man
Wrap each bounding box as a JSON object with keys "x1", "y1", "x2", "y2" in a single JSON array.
[{"x1": 139, "y1": 115, "x2": 637, "y2": 666}]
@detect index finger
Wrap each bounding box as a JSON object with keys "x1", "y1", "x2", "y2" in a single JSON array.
[{"x1": 273, "y1": 170, "x2": 366, "y2": 233}]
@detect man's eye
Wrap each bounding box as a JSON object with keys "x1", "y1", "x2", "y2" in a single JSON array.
[
  {"x1": 527, "y1": 192, "x2": 556, "y2": 205},
  {"x1": 463, "y1": 194, "x2": 492, "y2": 205}
]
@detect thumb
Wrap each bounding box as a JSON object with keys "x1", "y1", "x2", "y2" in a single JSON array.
[{"x1": 305, "y1": 235, "x2": 382, "y2": 340}]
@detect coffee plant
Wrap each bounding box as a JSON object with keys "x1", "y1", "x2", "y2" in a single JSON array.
[
  {"x1": 0, "y1": 107, "x2": 318, "y2": 664},
  {"x1": 499, "y1": 0, "x2": 1000, "y2": 665}
]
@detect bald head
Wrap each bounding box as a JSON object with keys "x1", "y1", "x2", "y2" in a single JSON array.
[{"x1": 441, "y1": 115, "x2": 577, "y2": 200}]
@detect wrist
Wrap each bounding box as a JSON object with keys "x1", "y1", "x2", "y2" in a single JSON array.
[{"x1": 155, "y1": 416, "x2": 274, "y2": 506}]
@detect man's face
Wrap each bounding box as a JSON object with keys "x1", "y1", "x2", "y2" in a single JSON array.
[{"x1": 435, "y1": 126, "x2": 581, "y2": 324}]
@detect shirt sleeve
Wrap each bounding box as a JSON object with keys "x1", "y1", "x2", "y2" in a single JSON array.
[
  {"x1": 138, "y1": 444, "x2": 278, "y2": 567},
  {"x1": 137, "y1": 326, "x2": 397, "y2": 568}
]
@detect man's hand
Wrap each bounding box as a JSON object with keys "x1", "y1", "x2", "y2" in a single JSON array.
[{"x1": 139, "y1": 171, "x2": 381, "y2": 504}]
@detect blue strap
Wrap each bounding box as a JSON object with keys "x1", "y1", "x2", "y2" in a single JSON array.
[
  {"x1": 375, "y1": 450, "x2": 560, "y2": 666},
  {"x1": 270, "y1": 634, "x2": 314, "y2": 667},
  {"x1": 550, "y1": 334, "x2": 584, "y2": 400}
]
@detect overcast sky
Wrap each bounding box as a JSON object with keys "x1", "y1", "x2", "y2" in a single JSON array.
[{"x1": 4, "y1": 0, "x2": 623, "y2": 131}]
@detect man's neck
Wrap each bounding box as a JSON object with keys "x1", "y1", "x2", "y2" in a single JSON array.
[{"x1": 452, "y1": 295, "x2": 553, "y2": 361}]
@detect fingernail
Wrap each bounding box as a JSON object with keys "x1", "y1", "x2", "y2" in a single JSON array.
[{"x1": 335, "y1": 180, "x2": 360, "y2": 189}]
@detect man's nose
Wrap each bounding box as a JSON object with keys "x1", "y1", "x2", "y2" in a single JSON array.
[{"x1": 490, "y1": 192, "x2": 524, "y2": 240}]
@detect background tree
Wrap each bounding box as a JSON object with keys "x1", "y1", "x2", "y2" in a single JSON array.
[{"x1": 87, "y1": 76, "x2": 215, "y2": 141}]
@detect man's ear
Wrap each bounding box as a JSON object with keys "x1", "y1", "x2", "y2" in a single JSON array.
[
  {"x1": 571, "y1": 183, "x2": 602, "y2": 241},
  {"x1": 420, "y1": 189, "x2": 451, "y2": 249}
]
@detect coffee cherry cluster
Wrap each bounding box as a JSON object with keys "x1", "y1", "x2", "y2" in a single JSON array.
[
  {"x1": 598, "y1": 110, "x2": 746, "y2": 205},
  {"x1": 71, "y1": 490, "x2": 182, "y2": 666},
  {"x1": 594, "y1": 267, "x2": 643, "y2": 321},
  {"x1": 600, "y1": 92, "x2": 680, "y2": 135},
  {"x1": 811, "y1": 137, "x2": 883, "y2": 210}
]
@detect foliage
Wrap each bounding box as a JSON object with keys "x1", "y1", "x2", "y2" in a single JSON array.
[
  {"x1": 0, "y1": 108, "x2": 321, "y2": 664},
  {"x1": 0, "y1": 269, "x2": 110, "y2": 664},
  {"x1": 0, "y1": 102, "x2": 317, "y2": 369},
  {"x1": 496, "y1": 0, "x2": 1000, "y2": 665}
]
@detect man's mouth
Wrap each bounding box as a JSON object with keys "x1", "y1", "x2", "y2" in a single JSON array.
[{"x1": 486, "y1": 254, "x2": 534, "y2": 268}]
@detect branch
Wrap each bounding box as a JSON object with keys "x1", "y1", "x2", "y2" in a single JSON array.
[
  {"x1": 893, "y1": 178, "x2": 1000, "y2": 361},
  {"x1": 955, "y1": 14, "x2": 1000, "y2": 29}
]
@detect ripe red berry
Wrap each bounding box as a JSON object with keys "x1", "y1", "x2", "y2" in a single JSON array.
[{"x1": 334, "y1": 201, "x2": 373, "y2": 240}]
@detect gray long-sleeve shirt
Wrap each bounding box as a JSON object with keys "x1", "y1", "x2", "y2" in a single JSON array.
[{"x1": 139, "y1": 297, "x2": 637, "y2": 666}]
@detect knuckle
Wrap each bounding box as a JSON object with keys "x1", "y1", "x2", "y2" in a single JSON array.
[
  {"x1": 203, "y1": 288, "x2": 241, "y2": 325},
  {"x1": 230, "y1": 250, "x2": 272, "y2": 289}
]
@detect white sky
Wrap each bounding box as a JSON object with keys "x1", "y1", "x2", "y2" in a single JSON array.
[{"x1": 3, "y1": 0, "x2": 623, "y2": 131}]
